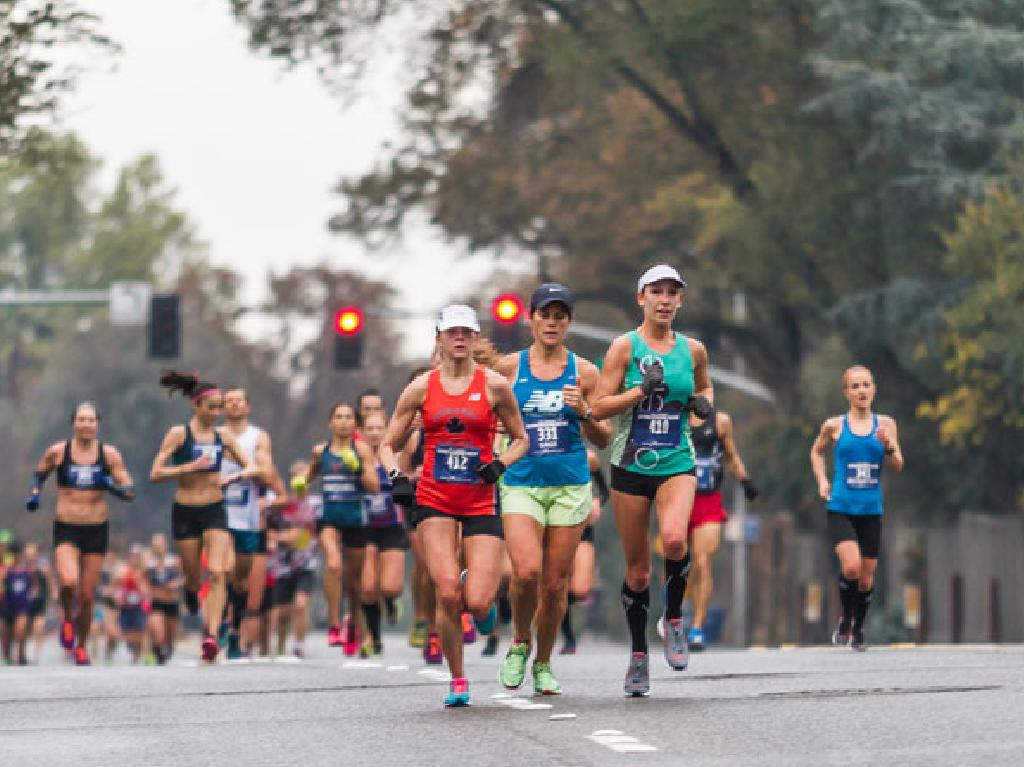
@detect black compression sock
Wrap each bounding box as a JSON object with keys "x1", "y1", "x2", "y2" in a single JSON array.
[
  {"x1": 561, "y1": 607, "x2": 576, "y2": 645},
  {"x1": 229, "y1": 586, "x2": 246, "y2": 632},
  {"x1": 498, "y1": 594, "x2": 513, "y2": 625},
  {"x1": 852, "y1": 588, "x2": 873, "y2": 632},
  {"x1": 384, "y1": 597, "x2": 396, "y2": 624},
  {"x1": 838, "y1": 576, "x2": 858, "y2": 622},
  {"x1": 664, "y1": 553, "x2": 691, "y2": 621},
  {"x1": 362, "y1": 602, "x2": 382, "y2": 644},
  {"x1": 621, "y1": 582, "x2": 650, "y2": 653}
]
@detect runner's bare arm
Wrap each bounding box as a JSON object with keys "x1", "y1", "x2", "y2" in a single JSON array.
[
  {"x1": 717, "y1": 413, "x2": 750, "y2": 481},
  {"x1": 487, "y1": 370, "x2": 529, "y2": 469},
  {"x1": 220, "y1": 429, "x2": 258, "y2": 482},
  {"x1": 150, "y1": 426, "x2": 206, "y2": 482},
  {"x1": 590, "y1": 335, "x2": 644, "y2": 421},
  {"x1": 380, "y1": 375, "x2": 428, "y2": 476},
  {"x1": 578, "y1": 358, "x2": 612, "y2": 448},
  {"x1": 689, "y1": 338, "x2": 713, "y2": 405},
  {"x1": 876, "y1": 416, "x2": 904, "y2": 473},
  {"x1": 810, "y1": 417, "x2": 839, "y2": 500},
  {"x1": 305, "y1": 444, "x2": 325, "y2": 485},
  {"x1": 356, "y1": 440, "x2": 380, "y2": 493}
]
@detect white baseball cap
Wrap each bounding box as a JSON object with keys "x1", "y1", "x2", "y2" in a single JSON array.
[
  {"x1": 637, "y1": 264, "x2": 687, "y2": 293},
  {"x1": 436, "y1": 304, "x2": 481, "y2": 333}
]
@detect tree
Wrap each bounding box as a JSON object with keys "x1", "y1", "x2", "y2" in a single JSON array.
[{"x1": 0, "y1": 1, "x2": 116, "y2": 154}]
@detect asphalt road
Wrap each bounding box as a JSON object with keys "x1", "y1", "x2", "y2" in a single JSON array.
[{"x1": 2, "y1": 635, "x2": 1022, "y2": 767}]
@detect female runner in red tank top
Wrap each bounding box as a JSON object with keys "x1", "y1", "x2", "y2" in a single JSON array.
[{"x1": 380, "y1": 305, "x2": 528, "y2": 708}]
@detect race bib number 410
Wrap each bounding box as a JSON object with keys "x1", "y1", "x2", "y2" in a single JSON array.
[{"x1": 632, "y1": 410, "x2": 682, "y2": 450}]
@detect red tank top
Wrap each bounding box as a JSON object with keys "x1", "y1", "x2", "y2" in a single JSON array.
[{"x1": 416, "y1": 366, "x2": 496, "y2": 516}]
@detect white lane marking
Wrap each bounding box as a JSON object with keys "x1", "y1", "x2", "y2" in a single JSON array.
[
  {"x1": 343, "y1": 661, "x2": 384, "y2": 669},
  {"x1": 387, "y1": 664, "x2": 410, "y2": 671},
  {"x1": 418, "y1": 669, "x2": 451, "y2": 682},
  {"x1": 273, "y1": 656, "x2": 302, "y2": 664},
  {"x1": 549, "y1": 713, "x2": 577, "y2": 721},
  {"x1": 490, "y1": 692, "x2": 512, "y2": 699},
  {"x1": 225, "y1": 658, "x2": 252, "y2": 665},
  {"x1": 494, "y1": 695, "x2": 553, "y2": 711},
  {"x1": 588, "y1": 731, "x2": 658, "y2": 754}
]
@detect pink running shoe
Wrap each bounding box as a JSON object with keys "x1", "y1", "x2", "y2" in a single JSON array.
[
  {"x1": 423, "y1": 632, "x2": 443, "y2": 665},
  {"x1": 327, "y1": 624, "x2": 343, "y2": 647},
  {"x1": 461, "y1": 611, "x2": 477, "y2": 644},
  {"x1": 201, "y1": 635, "x2": 219, "y2": 663}
]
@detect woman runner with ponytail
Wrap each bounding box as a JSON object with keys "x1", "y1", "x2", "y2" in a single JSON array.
[{"x1": 149, "y1": 371, "x2": 262, "y2": 663}]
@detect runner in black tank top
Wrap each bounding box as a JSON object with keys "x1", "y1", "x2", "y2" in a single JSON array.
[
  {"x1": 685, "y1": 408, "x2": 756, "y2": 651},
  {"x1": 27, "y1": 402, "x2": 134, "y2": 665}
]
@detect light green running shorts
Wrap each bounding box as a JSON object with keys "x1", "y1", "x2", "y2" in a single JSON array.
[{"x1": 500, "y1": 483, "x2": 591, "y2": 527}]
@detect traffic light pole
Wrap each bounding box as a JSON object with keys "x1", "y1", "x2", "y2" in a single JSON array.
[{"x1": 0, "y1": 290, "x2": 110, "y2": 306}]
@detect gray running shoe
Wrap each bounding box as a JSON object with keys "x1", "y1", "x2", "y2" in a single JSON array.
[
  {"x1": 662, "y1": 617, "x2": 689, "y2": 670},
  {"x1": 623, "y1": 652, "x2": 650, "y2": 697},
  {"x1": 832, "y1": 617, "x2": 852, "y2": 646},
  {"x1": 851, "y1": 629, "x2": 868, "y2": 652}
]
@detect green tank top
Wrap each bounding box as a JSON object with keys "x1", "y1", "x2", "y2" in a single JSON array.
[{"x1": 610, "y1": 331, "x2": 695, "y2": 475}]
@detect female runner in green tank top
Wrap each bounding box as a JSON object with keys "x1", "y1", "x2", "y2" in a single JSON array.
[{"x1": 591, "y1": 265, "x2": 713, "y2": 697}]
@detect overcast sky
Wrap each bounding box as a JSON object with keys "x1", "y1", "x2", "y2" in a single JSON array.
[{"x1": 63, "y1": 0, "x2": 516, "y2": 350}]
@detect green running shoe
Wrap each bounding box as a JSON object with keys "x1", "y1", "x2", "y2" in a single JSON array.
[
  {"x1": 498, "y1": 640, "x2": 530, "y2": 689},
  {"x1": 532, "y1": 661, "x2": 562, "y2": 696}
]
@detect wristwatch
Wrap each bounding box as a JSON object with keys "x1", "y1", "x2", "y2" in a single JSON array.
[
  {"x1": 884, "y1": 446, "x2": 895, "y2": 456},
  {"x1": 579, "y1": 404, "x2": 592, "y2": 421},
  {"x1": 387, "y1": 468, "x2": 403, "y2": 480}
]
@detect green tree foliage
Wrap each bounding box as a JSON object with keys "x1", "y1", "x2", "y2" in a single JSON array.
[
  {"x1": 918, "y1": 184, "x2": 1024, "y2": 511},
  {"x1": 229, "y1": 1, "x2": 1024, "y2": 520},
  {"x1": 0, "y1": 1, "x2": 116, "y2": 154}
]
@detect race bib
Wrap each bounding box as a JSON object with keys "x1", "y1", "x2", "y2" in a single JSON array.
[
  {"x1": 225, "y1": 484, "x2": 251, "y2": 507},
  {"x1": 364, "y1": 493, "x2": 399, "y2": 526},
  {"x1": 69, "y1": 464, "x2": 102, "y2": 489},
  {"x1": 322, "y1": 475, "x2": 359, "y2": 503},
  {"x1": 845, "y1": 462, "x2": 880, "y2": 489},
  {"x1": 192, "y1": 444, "x2": 222, "y2": 471},
  {"x1": 526, "y1": 417, "x2": 571, "y2": 456},
  {"x1": 433, "y1": 444, "x2": 481, "y2": 484},
  {"x1": 632, "y1": 408, "x2": 682, "y2": 450},
  {"x1": 695, "y1": 456, "x2": 719, "y2": 493}
]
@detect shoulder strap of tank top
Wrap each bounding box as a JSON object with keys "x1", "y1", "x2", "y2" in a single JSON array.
[
  {"x1": 97, "y1": 441, "x2": 109, "y2": 471},
  {"x1": 871, "y1": 414, "x2": 879, "y2": 433},
  {"x1": 567, "y1": 351, "x2": 578, "y2": 380},
  {"x1": 61, "y1": 439, "x2": 72, "y2": 468},
  {"x1": 517, "y1": 349, "x2": 528, "y2": 381}
]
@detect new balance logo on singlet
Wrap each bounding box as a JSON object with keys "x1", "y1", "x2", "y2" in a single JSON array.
[{"x1": 522, "y1": 390, "x2": 564, "y2": 415}]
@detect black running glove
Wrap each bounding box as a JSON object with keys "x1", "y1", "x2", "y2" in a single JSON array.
[
  {"x1": 391, "y1": 475, "x2": 416, "y2": 507},
  {"x1": 475, "y1": 460, "x2": 506, "y2": 485},
  {"x1": 686, "y1": 394, "x2": 713, "y2": 420},
  {"x1": 741, "y1": 478, "x2": 759, "y2": 502},
  {"x1": 640, "y1": 359, "x2": 665, "y2": 396}
]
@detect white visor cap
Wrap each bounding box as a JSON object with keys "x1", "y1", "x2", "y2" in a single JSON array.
[
  {"x1": 637, "y1": 264, "x2": 687, "y2": 293},
  {"x1": 436, "y1": 304, "x2": 481, "y2": 333}
]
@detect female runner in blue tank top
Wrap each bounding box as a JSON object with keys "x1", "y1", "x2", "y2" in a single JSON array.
[
  {"x1": 591, "y1": 265, "x2": 713, "y2": 696},
  {"x1": 810, "y1": 365, "x2": 903, "y2": 651},
  {"x1": 150, "y1": 370, "x2": 262, "y2": 663},
  {"x1": 494, "y1": 283, "x2": 611, "y2": 696},
  {"x1": 304, "y1": 402, "x2": 379, "y2": 654}
]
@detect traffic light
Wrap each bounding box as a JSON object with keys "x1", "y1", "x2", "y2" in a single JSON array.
[
  {"x1": 333, "y1": 306, "x2": 364, "y2": 369},
  {"x1": 491, "y1": 293, "x2": 524, "y2": 352},
  {"x1": 148, "y1": 293, "x2": 181, "y2": 359}
]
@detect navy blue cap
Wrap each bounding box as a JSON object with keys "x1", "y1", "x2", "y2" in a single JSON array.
[{"x1": 530, "y1": 283, "x2": 574, "y2": 314}]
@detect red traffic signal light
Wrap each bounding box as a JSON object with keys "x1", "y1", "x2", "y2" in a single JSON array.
[
  {"x1": 492, "y1": 294, "x2": 523, "y2": 324},
  {"x1": 334, "y1": 307, "x2": 364, "y2": 335}
]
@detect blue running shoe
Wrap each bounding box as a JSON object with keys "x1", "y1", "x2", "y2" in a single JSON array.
[
  {"x1": 473, "y1": 603, "x2": 498, "y2": 636},
  {"x1": 444, "y1": 677, "x2": 471, "y2": 707},
  {"x1": 688, "y1": 627, "x2": 706, "y2": 653}
]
